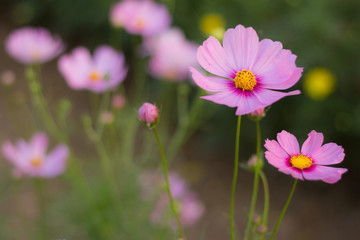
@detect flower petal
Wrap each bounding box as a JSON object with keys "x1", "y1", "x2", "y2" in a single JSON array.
[
  {"x1": 223, "y1": 25, "x2": 259, "y2": 70},
  {"x1": 189, "y1": 67, "x2": 230, "y2": 92},
  {"x1": 30, "y1": 132, "x2": 48, "y2": 157},
  {"x1": 257, "y1": 48, "x2": 301, "y2": 90},
  {"x1": 278, "y1": 167, "x2": 304, "y2": 180},
  {"x1": 201, "y1": 89, "x2": 241, "y2": 108},
  {"x1": 197, "y1": 36, "x2": 235, "y2": 78},
  {"x1": 277, "y1": 130, "x2": 300, "y2": 156},
  {"x1": 254, "y1": 88, "x2": 301, "y2": 107},
  {"x1": 2, "y1": 141, "x2": 17, "y2": 162},
  {"x1": 265, "y1": 150, "x2": 288, "y2": 169},
  {"x1": 264, "y1": 139, "x2": 289, "y2": 159},
  {"x1": 42, "y1": 145, "x2": 69, "y2": 178},
  {"x1": 301, "y1": 130, "x2": 324, "y2": 156},
  {"x1": 311, "y1": 143, "x2": 345, "y2": 165},
  {"x1": 303, "y1": 165, "x2": 347, "y2": 184},
  {"x1": 235, "y1": 91, "x2": 264, "y2": 115},
  {"x1": 252, "y1": 39, "x2": 284, "y2": 74}
]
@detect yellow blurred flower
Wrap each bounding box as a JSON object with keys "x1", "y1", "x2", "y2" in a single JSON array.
[
  {"x1": 303, "y1": 67, "x2": 336, "y2": 100},
  {"x1": 199, "y1": 13, "x2": 225, "y2": 40}
]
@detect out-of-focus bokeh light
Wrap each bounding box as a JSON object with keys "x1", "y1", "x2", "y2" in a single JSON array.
[
  {"x1": 199, "y1": 13, "x2": 225, "y2": 40},
  {"x1": 303, "y1": 67, "x2": 336, "y2": 100}
]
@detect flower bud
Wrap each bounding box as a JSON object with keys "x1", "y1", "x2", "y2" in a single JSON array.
[
  {"x1": 100, "y1": 111, "x2": 114, "y2": 125},
  {"x1": 138, "y1": 103, "x2": 159, "y2": 127},
  {"x1": 249, "y1": 107, "x2": 265, "y2": 118},
  {"x1": 252, "y1": 214, "x2": 261, "y2": 224},
  {"x1": 257, "y1": 224, "x2": 268, "y2": 233}
]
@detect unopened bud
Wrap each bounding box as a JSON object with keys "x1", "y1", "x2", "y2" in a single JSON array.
[
  {"x1": 252, "y1": 214, "x2": 261, "y2": 224},
  {"x1": 138, "y1": 102, "x2": 159, "y2": 127},
  {"x1": 249, "y1": 107, "x2": 265, "y2": 118},
  {"x1": 100, "y1": 111, "x2": 114, "y2": 124},
  {"x1": 257, "y1": 225, "x2": 268, "y2": 233}
]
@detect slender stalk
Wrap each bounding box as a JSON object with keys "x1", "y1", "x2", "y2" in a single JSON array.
[
  {"x1": 244, "y1": 119, "x2": 262, "y2": 240},
  {"x1": 26, "y1": 65, "x2": 65, "y2": 141},
  {"x1": 230, "y1": 115, "x2": 242, "y2": 240},
  {"x1": 153, "y1": 127, "x2": 186, "y2": 240},
  {"x1": 34, "y1": 179, "x2": 47, "y2": 240},
  {"x1": 259, "y1": 170, "x2": 270, "y2": 240},
  {"x1": 270, "y1": 179, "x2": 298, "y2": 240}
]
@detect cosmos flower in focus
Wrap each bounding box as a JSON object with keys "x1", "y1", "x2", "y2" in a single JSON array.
[
  {"x1": 145, "y1": 28, "x2": 198, "y2": 81},
  {"x1": 190, "y1": 24, "x2": 303, "y2": 115},
  {"x1": 110, "y1": 0, "x2": 171, "y2": 36},
  {"x1": 303, "y1": 67, "x2": 336, "y2": 100},
  {"x1": 58, "y1": 45, "x2": 127, "y2": 93},
  {"x1": 264, "y1": 130, "x2": 347, "y2": 183},
  {"x1": 2, "y1": 132, "x2": 69, "y2": 178},
  {"x1": 5, "y1": 27, "x2": 64, "y2": 64},
  {"x1": 199, "y1": 13, "x2": 225, "y2": 40}
]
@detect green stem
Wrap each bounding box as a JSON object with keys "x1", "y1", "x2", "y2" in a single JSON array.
[
  {"x1": 96, "y1": 90, "x2": 111, "y2": 138},
  {"x1": 270, "y1": 179, "x2": 298, "y2": 240},
  {"x1": 259, "y1": 170, "x2": 270, "y2": 240},
  {"x1": 26, "y1": 65, "x2": 65, "y2": 141},
  {"x1": 153, "y1": 127, "x2": 186, "y2": 240},
  {"x1": 244, "y1": 119, "x2": 262, "y2": 240},
  {"x1": 34, "y1": 179, "x2": 47, "y2": 240},
  {"x1": 230, "y1": 115, "x2": 242, "y2": 240}
]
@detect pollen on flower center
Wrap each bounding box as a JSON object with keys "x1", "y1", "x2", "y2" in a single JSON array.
[
  {"x1": 290, "y1": 154, "x2": 312, "y2": 170},
  {"x1": 234, "y1": 69, "x2": 257, "y2": 91},
  {"x1": 90, "y1": 71, "x2": 101, "y2": 82},
  {"x1": 31, "y1": 157, "x2": 43, "y2": 167}
]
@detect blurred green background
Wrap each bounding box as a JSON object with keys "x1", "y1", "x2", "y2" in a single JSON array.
[{"x1": 1, "y1": 0, "x2": 360, "y2": 239}]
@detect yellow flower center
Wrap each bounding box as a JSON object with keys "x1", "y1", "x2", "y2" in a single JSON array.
[
  {"x1": 31, "y1": 157, "x2": 43, "y2": 167},
  {"x1": 290, "y1": 154, "x2": 312, "y2": 170},
  {"x1": 90, "y1": 71, "x2": 101, "y2": 82},
  {"x1": 234, "y1": 69, "x2": 257, "y2": 91},
  {"x1": 135, "y1": 19, "x2": 145, "y2": 29}
]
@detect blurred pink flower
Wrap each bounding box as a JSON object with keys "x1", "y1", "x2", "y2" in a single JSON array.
[
  {"x1": 190, "y1": 24, "x2": 302, "y2": 115},
  {"x1": 142, "y1": 170, "x2": 204, "y2": 227},
  {"x1": 110, "y1": 0, "x2": 171, "y2": 36},
  {"x1": 112, "y1": 94, "x2": 126, "y2": 109},
  {"x1": 138, "y1": 102, "x2": 159, "y2": 126},
  {"x1": 145, "y1": 28, "x2": 198, "y2": 81},
  {"x1": 2, "y1": 132, "x2": 69, "y2": 178},
  {"x1": 58, "y1": 45, "x2": 127, "y2": 93},
  {"x1": 5, "y1": 27, "x2": 64, "y2": 64},
  {"x1": 1, "y1": 70, "x2": 16, "y2": 86},
  {"x1": 100, "y1": 111, "x2": 115, "y2": 124},
  {"x1": 264, "y1": 130, "x2": 347, "y2": 183}
]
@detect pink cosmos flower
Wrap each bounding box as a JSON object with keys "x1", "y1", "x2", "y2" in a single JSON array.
[
  {"x1": 5, "y1": 27, "x2": 64, "y2": 64},
  {"x1": 264, "y1": 130, "x2": 347, "y2": 183},
  {"x1": 58, "y1": 45, "x2": 127, "y2": 93},
  {"x1": 110, "y1": 0, "x2": 171, "y2": 36},
  {"x1": 145, "y1": 28, "x2": 198, "y2": 81},
  {"x1": 190, "y1": 24, "x2": 303, "y2": 115},
  {"x1": 2, "y1": 132, "x2": 69, "y2": 178}
]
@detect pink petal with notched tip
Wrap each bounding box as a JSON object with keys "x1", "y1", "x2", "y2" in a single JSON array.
[
  {"x1": 311, "y1": 143, "x2": 345, "y2": 165},
  {"x1": 301, "y1": 130, "x2": 324, "y2": 156},
  {"x1": 276, "y1": 130, "x2": 300, "y2": 156},
  {"x1": 264, "y1": 139, "x2": 289, "y2": 159},
  {"x1": 264, "y1": 151, "x2": 289, "y2": 169},
  {"x1": 252, "y1": 39, "x2": 284, "y2": 74},
  {"x1": 197, "y1": 36, "x2": 236, "y2": 78},
  {"x1": 189, "y1": 67, "x2": 230, "y2": 92},
  {"x1": 223, "y1": 25, "x2": 259, "y2": 70},
  {"x1": 303, "y1": 165, "x2": 347, "y2": 184}
]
